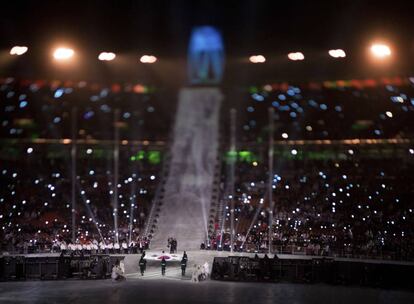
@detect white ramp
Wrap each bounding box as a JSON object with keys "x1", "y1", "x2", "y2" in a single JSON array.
[{"x1": 150, "y1": 87, "x2": 222, "y2": 250}]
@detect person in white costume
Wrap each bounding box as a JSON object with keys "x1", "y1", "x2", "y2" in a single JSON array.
[
  {"x1": 114, "y1": 242, "x2": 120, "y2": 253},
  {"x1": 60, "y1": 241, "x2": 67, "y2": 253}
]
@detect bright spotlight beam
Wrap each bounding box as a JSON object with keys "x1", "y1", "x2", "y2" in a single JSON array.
[
  {"x1": 371, "y1": 44, "x2": 391, "y2": 58},
  {"x1": 10, "y1": 46, "x2": 28, "y2": 56},
  {"x1": 53, "y1": 47, "x2": 74, "y2": 60},
  {"x1": 98, "y1": 52, "x2": 116, "y2": 61},
  {"x1": 140, "y1": 55, "x2": 157, "y2": 63}
]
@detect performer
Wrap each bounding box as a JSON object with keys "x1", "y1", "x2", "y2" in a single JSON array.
[
  {"x1": 161, "y1": 257, "x2": 167, "y2": 276},
  {"x1": 181, "y1": 257, "x2": 187, "y2": 276},
  {"x1": 139, "y1": 256, "x2": 147, "y2": 276},
  {"x1": 173, "y1": 238, "x2": 178, "y2": 253}
]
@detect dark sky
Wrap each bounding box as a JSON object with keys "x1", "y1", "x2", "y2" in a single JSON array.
[{"x1": 1, "y1": 0, "x2": 414, "y2": 84}]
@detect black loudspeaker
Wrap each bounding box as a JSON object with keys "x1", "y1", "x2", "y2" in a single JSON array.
[
  {"x1": 1, "y1": 256, "x2": 25, "y2": 280},
  {"x1": 0, "y1": 254, "x2": 124, "y2": 281},
  {"x1": 25, "y1": 257, "x2": 41, "y2": 280},
  {"x1": 211, "y1": 257, "x2": 228, "y2": 280}
]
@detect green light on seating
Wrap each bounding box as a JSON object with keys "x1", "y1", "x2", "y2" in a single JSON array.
[
  {"x1": 238, "y1": 151, "x2": 252, "y2": 162},
  {"x1": 148, "y1": 151, "x2": 161, "y2": 164},
  {"x1": 137, "y1": 151, "x2": 145, "y2": 160}
]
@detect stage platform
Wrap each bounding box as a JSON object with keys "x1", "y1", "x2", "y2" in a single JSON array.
[
  {"x1": 1, "y1": 250, "x2": 414, "y2": 303},
  {"x1": 4, "y1": 250, "x2": 414, "y2": 276},
  {"x1": 123, "y1": 250, "x2": 414, "y2": 274}
]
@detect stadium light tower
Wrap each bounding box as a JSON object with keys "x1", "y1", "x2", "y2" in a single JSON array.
[
  {"x1": 370, "y1": 43, "x2": 391, "y2": 58},
  {"x1": 53, "y1": 47, "x2": 74, "y2": 60},
  {"x1": 10, "y1": 46, "x2": 28, "y2": 56}
]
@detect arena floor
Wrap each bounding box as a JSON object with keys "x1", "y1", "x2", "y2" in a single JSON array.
[
  {"x1": 0, "y1": 278, "x2": 414, "y2": 304},
  {"x1": 2, "y1": 251, "x2": 414, "y2": 303}
]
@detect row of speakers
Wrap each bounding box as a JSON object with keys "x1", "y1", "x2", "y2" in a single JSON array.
[
  {"x1": 211, "y1": 256, "x2": 414, "y2": 290},
  {"x1": 0, "y1": 254, "x2": 125, "y2": 281}
]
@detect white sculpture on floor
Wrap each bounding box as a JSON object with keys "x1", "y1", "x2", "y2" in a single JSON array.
[
  {"x1": 203, "y1": 262, "x2": 210, "y2": 278},
  {"x1": 111, "y1": 260, "x2": 126, "y2": 282},
  {"x1": 191, "y1": 262, "x2": 210, "y2": 283}
]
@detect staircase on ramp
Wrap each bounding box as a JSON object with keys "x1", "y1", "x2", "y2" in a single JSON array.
[{"x1": 150, "y1": 87, "x2": 222, "y2": 250}]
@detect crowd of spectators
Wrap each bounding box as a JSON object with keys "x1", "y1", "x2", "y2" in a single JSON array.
[
  {"x1": 213, "y1": 80, "x2": 414, "y2": 260},
  {"x1": 2, "y1": 77, "x2": 414, "y2": 261},
  {"x1": 0, "y1": 77, "x2": 168, "y2": 254},
  {"x1": 210, "y1": 146, "x2": 414, "y2": 260},
  {"x1": 0, "y1": 145, "x2": 160, "y2": 254},
  {"x1": 0, "y1": 78, "x2": 174, "y2": 141},
  {"x1": 222, "y1": 80, "x2": 414, "y2": 142}
]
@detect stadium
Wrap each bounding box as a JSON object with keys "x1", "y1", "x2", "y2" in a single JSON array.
[{"x1": 1, "y1": 1, "x2": 414, "y2": 303}]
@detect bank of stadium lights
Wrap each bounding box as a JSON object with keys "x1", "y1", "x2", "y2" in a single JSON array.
[
  {"x1": 140, "y1": 55, "x2": 157, "y2": 63},
  {"x1": 10, "y1": 46, "x2": 28, "y2": 56},
  {"x1": 328, "y1": 49, "x2": 346, "y2": 58},
  {"x1": 287, "y1": 52, "x2": 305, "y2": 61},
  {"x1": 5, "y1": 43, "x2": 395, "y2": 63},
  {"x1": 370, "y1": 43, "x2": 391, "y2": 58},
  {"x1": 98, "y1": 52, "x2": 116, "y2": 61},
  {"x1": 249, "y1": 55, "x2": 266, "y2": 63},
  {"x1": 53, "y1": 47, "x2": 74, "y2": 60}
]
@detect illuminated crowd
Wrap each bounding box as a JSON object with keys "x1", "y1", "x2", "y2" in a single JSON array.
[
  {"x1": 213, "y1": 80, "x2": 414, "y2": 260},
  {"x1": 0, "y1": 78, "x2": 167, "y2": 253},
  {"x1": 210, "y1": 149, "x2": 414, "y2": 260},
  {"x1": 224, "y1": 79, "x2": 414, "y2": 142},
  {"x1": 1, "y1": 78, "x2": 414, "y2": 260},
  {"x1": 0, "y1": 78, "x2": 173, "y2": 141},
  {"x1": 0, "y1": 146, "x2": 160, "y2": 253}
]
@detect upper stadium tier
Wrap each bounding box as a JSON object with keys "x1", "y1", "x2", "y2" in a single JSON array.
[
  {"x1": 2, "y1": 77, "x2": 414, "y2": 143},
  {"x1": 0, "y1": 78, "x2": 176, "y2": 141},
  {"x1": 222, "y1": 78, "x2": 414, "y2": 142}
]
